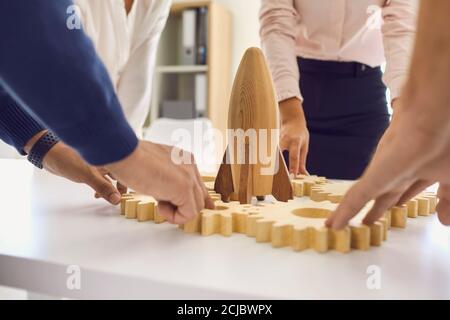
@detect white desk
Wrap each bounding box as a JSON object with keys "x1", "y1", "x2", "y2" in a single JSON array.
[{"x1": 0, "y1": 159, "x2": 449, "y2": 299}]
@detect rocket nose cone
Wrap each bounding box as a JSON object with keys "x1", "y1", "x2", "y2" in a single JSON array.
[
  {"x1": 240, "y1": 47, "x2": 266, "y2": 67},
  {"x1": 243, "y1": 47, "x2": 264, "y2": 60},
  {"x1": 229, "y1": 46, "x2": 279, "y2": 130}
]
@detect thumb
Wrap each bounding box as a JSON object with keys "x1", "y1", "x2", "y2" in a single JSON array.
[{"x1": 86, "y1": 171, "x2": 121, "y2": 205}]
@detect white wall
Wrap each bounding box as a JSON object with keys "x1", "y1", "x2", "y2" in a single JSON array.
[
  {"x1": 173, "y1": 0, "x2": 261, "y2": 78},
  {"x1": 215, "y1": 0, "x2": 261, "y2": 77}
]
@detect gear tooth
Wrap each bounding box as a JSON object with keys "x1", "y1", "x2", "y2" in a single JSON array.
[
  {"x1": 220, "y1": 214, "x2": 233, "y2": 236},
  {"x1": 328, "y1": 227, "x2": 350, "y2": 253},
  {"x1": 425, "y1": 194, "x2": 437, "y2": 213},
  {"x1": 120, "y1": 194, "x2": 134, "y2": 215},
  {"x1": 328, "y1": 194, "x2": 342, "y2": 204},
  {"x1": 390, "y1": 206, "x2": 407, "y2": 228},
  {"x1": 292, "y1": 181, "x2": 304, "y2": 197},
  {"x1": 201, "y1": 213, "x2": 220, "y2": 236},
  {"x1": 232, "y1": 211, "x2": 248, "y2": 234},
  {"x1": 378, "y1": 218, "x2": 389, "y2": 241},
  {"x1": 137, "y1": 201, "x2": 155, "y2": 222},
  {"x1": 406, "y1": 199, "x2": 419, "y2": 218},
  {"x1": 369, "y1": 222, "x2": 383, "y2": 246},
  {"x1": 182, "y1": 212, "x2": 202, "y2": 233},
  {"x1": 209, "y1": 192, "x2": 222, "y2": 202},
  {"x1": 255, "y1": 219, "x2": 275, "y2": 243},
  {"x1": 350, "y1": 225, "x2": 371, "y2": 250},
  {"x1": 417, "y1": 197, "x2": 431, "y2": 216},
  {"x1": 310, "y1": 227, "x2": 328, "y2": 253},
  {"x1": 303, "y1": 182, "x2": 314, "y2": 196},
  {"x1": 309, "y1": 188, "x2": 319, "y2": 201},
  {"x1": 125, "y1": 199, "x2": 140, "y2": 219},
  {"x1": 153, "y1": 205, "x2": 166, "y2": 224},
  {"x1": 310, "y1": 189, "x2": 327, "y2": 202},
  {"x1": 383, "y1": 211, "x2": 392, "y2": 229},
  {"x1": 308, "y1": 190, "x2": 317, "y2": 197},
  {"x1": 291, "y1": 228, "x2": 309, "y2": 251},
  {"x1": 271, "y1": 224, "x2": 293, "y2": 248},
  {"x1": 245, "y1": 214, "x2": 263, "y2": 237}
]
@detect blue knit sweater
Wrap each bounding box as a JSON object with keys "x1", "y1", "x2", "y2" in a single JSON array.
[{"x1": 0, "y1": 0, "x2": 138, "y2": 165}]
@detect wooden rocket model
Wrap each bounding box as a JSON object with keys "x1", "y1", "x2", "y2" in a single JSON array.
[{"x1": 214, "y1": 47, "x2": 293, "y2": 204}]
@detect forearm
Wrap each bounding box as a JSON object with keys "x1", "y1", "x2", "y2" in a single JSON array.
[
  {"x1": 404, "y1": 0, "x2": 450, "y2": 97},
  {"x1": 279, "y1": 97, "x2": 304, "y2": 124},
  {"x1": 0, "y1": 0, "x2": 137, "y2": 165},
  {"x1": 402, "y1": 0, "x2": 450, "y2": 131},
  {"x1": 0, "y1": 87, "x2": 46, "y2": 155},
  {"x1": 381, "y1": 0, "x2": 418, "y2": 101},
  {"x1": 259, "y1": 0, "x2": 301, "y2": 103}
]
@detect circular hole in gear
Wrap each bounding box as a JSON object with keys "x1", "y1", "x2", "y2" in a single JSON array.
[{"x1": 292, "y1": 208, "x2": 331, "y2": 219}]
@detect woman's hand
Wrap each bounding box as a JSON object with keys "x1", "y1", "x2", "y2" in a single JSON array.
[{"x1": 279, "y1": 97, "x2": 310, "y2": 175}]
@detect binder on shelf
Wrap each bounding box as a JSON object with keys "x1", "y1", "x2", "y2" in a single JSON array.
[
  {"x1": 196, "y1": 7, "x2": 208, "y2": 65},
  {"x1": 161, "y1": 100, "x2": 196, "y2": 120},
  {"x1": 195, "y1": 74, "x2": 207, "y2": 117},
  {"x1": 181, "y1": 9, "x2": 197, "y2": 65}
]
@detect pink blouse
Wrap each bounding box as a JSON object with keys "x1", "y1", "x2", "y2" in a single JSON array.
[{"x1": 260, "y1": 0, "x2": 418, "y2": 102}]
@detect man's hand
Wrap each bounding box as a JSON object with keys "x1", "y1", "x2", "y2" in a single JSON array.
[
  {"x1": 279, "y1": 97, "x2": 310, "y2": 175},
  {"x1": 25, "y1": 132, "x2": 123, "y2": 205},
  {"x1": 325, "y1": 0, "x2": 450, "y2": 229},
  {"x1": 105, "y1": 141, "x2": 215, "y2": 224},
  {"x1": 326, "y1": 101, "x2": 450, "y2": 229},
  {"x1": 95, "y1": 167, "x2": 128, "y2": 198}
]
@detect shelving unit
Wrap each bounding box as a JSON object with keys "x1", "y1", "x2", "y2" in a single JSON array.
[
  {"x1": 148, "y1": 0, "x2": 232, "y2": 135},
  {"x1": 156, "y1": 65, "x2": 209, "y2": 74}
]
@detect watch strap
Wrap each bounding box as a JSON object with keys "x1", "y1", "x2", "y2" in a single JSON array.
[{"x1": 27, "y1": 131, "x2": 60, "y2": 169}]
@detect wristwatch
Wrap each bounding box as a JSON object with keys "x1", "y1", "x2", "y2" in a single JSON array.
[{"x1": 27, "y1": 131, "x2": 60, "y2": 169}]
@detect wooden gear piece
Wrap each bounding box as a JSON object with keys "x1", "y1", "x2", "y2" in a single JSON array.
[
  {"x1": 246, "y1": 199, "x2": 389, "y2": 253},
  {"x1": 309, "y1": 181, "x2": 438, "y2": 227},
  {"x1": 181, "y1": 199, "x2": 390, "y2": 253},
  {"x1": 120, "y1": 193, "x2": 165, "y2": 223},
  {"x1": 180, "y1": 201, "x2": 248, "y2": 236},
  {"x1": 214, "y1": 47, "x2": 293, "y2": 204},
  {"x1": 121, "y1": 189, "x2": 224, "y2": 224},
  {"x1": 180, "y1": 201, "x2": 273, "y2": 236},
  {"x1": 291, "y1": 174, "x2": 327, "y2": 197}
]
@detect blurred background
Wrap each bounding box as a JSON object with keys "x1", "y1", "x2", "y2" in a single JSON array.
[{"x1": 0, "y1": 0, "x2": 261, "y2": 173}]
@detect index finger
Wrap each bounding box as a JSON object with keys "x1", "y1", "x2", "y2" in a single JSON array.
[
  {"x1": 326, "y1": 123, "x2": 427, "y2": 229},
  {"x1": 325, "y1": 179, "x2": 376, "y2": 229},
  {"x1": 185, "y1": 153, "x2": 214, "y2": 210},
  {"x1": 289, "y1": 142, "x2": 301, "y2": 175}
]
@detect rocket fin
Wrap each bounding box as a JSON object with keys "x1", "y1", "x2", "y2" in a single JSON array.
[
  {"x1": 272, "y1": 148, "x2": 293, "y2": 202},
  {"x1": 214, "y1": 147, "x2": 234, "y2": 202}
]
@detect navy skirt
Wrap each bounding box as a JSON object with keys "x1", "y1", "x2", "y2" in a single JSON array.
[{"x1": 297, "y1": 58, "x2": 390, "y2": 180}]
